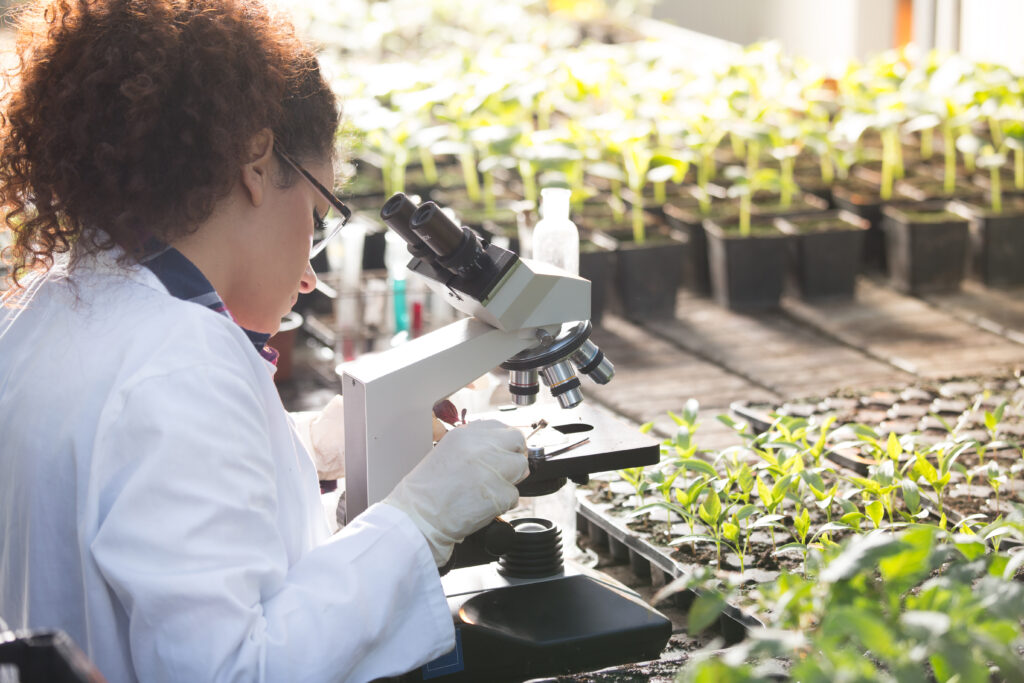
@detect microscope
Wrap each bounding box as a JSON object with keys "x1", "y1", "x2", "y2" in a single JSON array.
[{"x1": 340, "y1": 194, "x2": 671, "y2": 682}]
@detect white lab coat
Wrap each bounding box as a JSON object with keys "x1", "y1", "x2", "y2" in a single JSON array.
[{"x1": 0, "y1": 250, "x2": 455, "y2": 682}]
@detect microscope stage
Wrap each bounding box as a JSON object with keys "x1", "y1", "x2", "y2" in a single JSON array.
[{"x1": 476, "y1": 402, "x2": 660, "y2": 492}]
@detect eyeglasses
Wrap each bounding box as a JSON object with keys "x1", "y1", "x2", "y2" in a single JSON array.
[{"x1": 276, "y1": 148, "x2": 352, "y2": 259}]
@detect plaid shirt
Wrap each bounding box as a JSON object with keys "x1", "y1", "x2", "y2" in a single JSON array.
[{"x1": 142, "y1": 245, "x2": 279, "y2": 365}]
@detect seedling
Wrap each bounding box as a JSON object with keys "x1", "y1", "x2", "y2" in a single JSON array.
[
  {"x1": 724, "y1": 166, "x2": 796, "y2": 237},
  {"x1": 618, "y1": 465, "x2": 650, "y2": 508},
  {"x1": 977, "y1": 145, "x2": 1007, "y2": 213}
]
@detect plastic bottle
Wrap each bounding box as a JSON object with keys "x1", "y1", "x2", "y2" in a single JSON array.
[
  {"x1": 519, "y1": 187, "x2": 595, "y2": 567},
  {"x1": 531, "y1": 187, "x2": 579, "y2": 275}
]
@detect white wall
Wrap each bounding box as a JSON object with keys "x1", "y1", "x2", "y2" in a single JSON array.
[
  {"x1": 959, "y1": 0, "x2": 1024, "y2": 68},
  {"x1": 652, "y1": 0, "x2": 895, "y2": 71}
]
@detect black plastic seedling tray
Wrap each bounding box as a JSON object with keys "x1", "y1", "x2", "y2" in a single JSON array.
[{"x1": 575, "y1": 497, "x2": 762, "y2": 645}]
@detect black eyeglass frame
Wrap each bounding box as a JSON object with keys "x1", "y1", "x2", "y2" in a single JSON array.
[{"x1": 276, "y1": 148, "x2": 352, "y2": 259}]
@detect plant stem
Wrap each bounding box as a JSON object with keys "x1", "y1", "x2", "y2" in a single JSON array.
[
  {"x1": 382, "y1": 156, "x2": 393, "y2": 198},
  {"x1": 419, "y1": 148, "x2": 438, "y2": 185},
  {"x1": 990, "y1": 116, "x2": 1004, "y2": 149},
  {"x1": 921, "y1": 128, "x2": 934, "y2": 160},
  {"x1": 392, "y1": 162, "x2": 406, "y2": 197},
  {"x1": 537, "y1": 93, "x2": 551, "y2": 131},
  {"x1": 631, "y1": 199, "x2": 645, "y2": 244},
  {"x1": 746, "y1": 140, "x2": 760, "y2": 175},
  {"x1": 483, "y1": 172, "x2": 496, "y2": 217},
  {"x1": 1016, "y1": 148, "x2": 1024, "y2": 191},
  {"x1": 611, "y1": 178, "x2": 624, "y2": 221},
  {"x1": 961, "y1": 126, "x2": 977, "y2": 172},
  {"x1": 781, "y1": 157, "x2": 794, "y2": 208},
  {"x1": 393, "y1": 147, "x2": 409, "y2": 196},
  {"x1": 654, "y1": 181, "x2": 666, "y2": 206},
  {"x1": 698, "y1": 155, "x2": 712, "y2": 214},
  {"x1": 460, "y1": 149, "x2": 482, "y2": 203},
  {"x1": 880, "y1": 130, "x2": 895, "y2": 201},
  {"x1": 519, "y1": 159, "x2": 537, "y2": 206},
  {"x1": 569, "y1": 161, "x2": 585, "y2": 213},
  {"x1": 739, "y1": 193, "x2": 751, "y2": 237},
  {"x1": 943, "y1": 125, "x2": 956, "y2": 195},
  {"x1": 820, "y1": 145, "x2": 834, "y2": 184},
  {"x1": 991, "y1": 165, "x2": 1003, "y2": 214},
  {"x1": 892, "y1": 129, "x2": 905, "y2": 180},
  {"x1": 731, "y1": 132, "x2": 745, "y2": 160}
]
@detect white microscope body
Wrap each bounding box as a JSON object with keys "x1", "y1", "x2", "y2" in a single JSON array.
[
  {"x1": 341, "y1": 246, "x2": 589, "y2": 520},
  {"x1": 342, "y1": 253, "x2": 589, "y2": 520},
  {"x1": 338, "y1": 194, "x2": 671, "y2": 682}
]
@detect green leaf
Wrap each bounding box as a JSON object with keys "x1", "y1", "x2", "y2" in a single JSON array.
[
  {"x1": 734, "y1": 504, "x2": 758, "y2": 522},
  {"x1": 722, "y1": 522, "x2": 739, "y2": 543},
  {"x1": 886, "y1": 431, "x2": 902, "y2": 461},
  {"x1": 682, "y1": 459, "x2": 718, "y2": 478},
  {"x1": 899, "y1": 610, "x2": 951, "y2": 637},
  {"x1": 687, "y1": 592, "x2": 726, "y2": 634},
  {"x1": 954, "y1": 536, "x2": 986, "y2": 560},
  {"x1": 865, "y1": 499, "x2": 885, "y2": 528},
  {"x1": 820, "y1": 534, "x2": 909, "y2": 582},
  {"x1": 639, "y1": 421, "x2": 654, "y2": 434},
  {"x1": 683, "y1": 398, "x2": 700, "y2": 426},
  {"x1": 914, "y1": 452, "x2": 938, "y2": 484},
  {"x1": 800, "y1": 469, "x2": 826, "y2": 493},
  {"x1": 793, "y1": 508, "x2": 811, "y2": 541},
  {"x1": 751, "y1": 514, "x2": 786, "y2": 529},
  {"x1": 901, "y1": 479, "x2": 921, "y2": 515},
  {"x1": 646, "y1": 164, "x2": 677, "y2": 184},
  {"x1": 995, "y1": 399, "x2": 1007, "y2": 423},
  {"x1": 699, "y1": 493, "x2": 722, "y2": 526},
  {"x1": 756, "y1": 476, "x2": 773, "y2": 508},
  {"x1": 1002, "y1": 549, "x2": 1024, "y2": 580},
  {"x1": 773, "y1": 542, "x2": 807, "y2": 557},
  {"x1": 771, "y1": 473, "x2": 794, "y2": 503},
  {"x1": 813, "y1": 522, "x2": 852, "y2": 539},
  {"x1": 840, "y1": 511, "x2": 865, "y2": 530}
]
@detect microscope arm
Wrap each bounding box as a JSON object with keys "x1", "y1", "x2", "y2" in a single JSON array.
[{"x1": 341, "y1": 317, "x2": 541, "y2": 522}]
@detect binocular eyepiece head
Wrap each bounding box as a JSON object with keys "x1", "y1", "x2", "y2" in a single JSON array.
[{"x1": 380, "y1": 192, "x2": 490, "y2": 279}]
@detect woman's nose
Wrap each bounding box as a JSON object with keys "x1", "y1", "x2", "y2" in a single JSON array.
[{"x1": 299, "y1": 262, "x2": 317, "y2": 294}]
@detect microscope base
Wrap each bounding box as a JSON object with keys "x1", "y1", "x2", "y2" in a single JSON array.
[{"x1": 397, "y1": 571, "x2": 672, "y2": 682}]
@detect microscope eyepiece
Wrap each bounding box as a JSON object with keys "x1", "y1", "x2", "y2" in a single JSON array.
[
  {"x1": 410, "y1": 202, "x2": 465, "y2": 258},
  {"x1": 410, "y1": 201, "x2": 490, "y2": 278},
  {"x1": 380, "y1": 193, "x2": 430, "y2": 255}
]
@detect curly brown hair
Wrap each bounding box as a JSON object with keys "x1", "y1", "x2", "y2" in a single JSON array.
[{"x1": 0, "y1": 0, "x2": 339, "y2": 288}]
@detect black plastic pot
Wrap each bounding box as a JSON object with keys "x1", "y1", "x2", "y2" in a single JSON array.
[
  {"x1": 661, "y1": 196, "x2": 737, "y2": 296},
  {"x1": 601, "y1": 227, "x2": 687, "y2": 320},
  {"x1": 949, "y1": 198, "x2": 1024, "y2": 287},
  {"x1": 832, "y1": 178, "x2": 886, "y2": 272},
  {"x1": 775, "y1": 210, "x2": 869, "y2": 300},
  {"x1": 793, "y1": 169, "x2": 834, "y2": 207},
  {"x1": 703, "y1": 219, "x2": 795, "y2": 311},
  {"x1": 578, "y1": 232, "x2": 618, "y2": 326},
  {"x1": 881, "y1": 201, "x2": 969, "y2": 294},
  {"x1": 894, "y1": 176, "x2": 985, "y2": 203}
]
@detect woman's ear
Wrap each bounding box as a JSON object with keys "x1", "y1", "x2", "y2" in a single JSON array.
[{"x1": 239, "y1": 128, "x2": 275, "y2": 208}]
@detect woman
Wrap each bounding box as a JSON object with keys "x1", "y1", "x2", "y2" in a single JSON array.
[{"x1": 0, "y1": 2, "x2": 528, "y2": 681}]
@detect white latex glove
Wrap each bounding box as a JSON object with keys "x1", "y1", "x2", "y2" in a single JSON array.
[
  {"x1": 383, "y1": 419, "x2": 529, "y2": 566},
  {"x1": 291, "y1": 395, "x2": 346, "y2": 480}
]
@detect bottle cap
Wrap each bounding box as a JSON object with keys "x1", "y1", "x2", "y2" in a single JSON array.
[{"x1": 540, "y1": 187, "x2": 571, "y2": 221}]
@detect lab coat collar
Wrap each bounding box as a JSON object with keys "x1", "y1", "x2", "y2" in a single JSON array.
[{"x1": 71, "y1": 238, "x2": 281, "y2": 375}]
